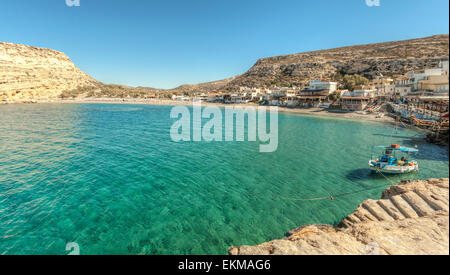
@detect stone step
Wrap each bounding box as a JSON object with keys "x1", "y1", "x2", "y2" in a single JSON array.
[
  {"x1": 415, "y1": 190, "x2": 449, "y2": 212},
  {"x1": 377, "y1": 199, "x2": 406, "y2": 220},
  {"x1": 402, "y1": 191, "x2": 436, "y2": 217},
  {"x1": 429, "y1": 188, "x2": 450, "y2": 204},
  {"x1": 353, "y1": 208, "x2": 378, "y2": 222},
  {"x1": 390, "y1": 195, "x2": 420, "y2": 219},
  {"x1": 362, "y1": 200, "x2": 396, "y2": 221},
  {"x1": 347, "y1": 214, "x2": 362, "y2": 223},
  {"x1": 339, "y1": 218, "x2": 354, "y2": 228}
]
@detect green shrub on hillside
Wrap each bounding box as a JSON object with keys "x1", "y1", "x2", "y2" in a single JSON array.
[{"x1": 333, "y1": 73, "x2": 369, "y2": 91}]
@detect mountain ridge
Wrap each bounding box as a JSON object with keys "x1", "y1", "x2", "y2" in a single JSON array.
[
  {"x1": 222, "y1": 34, "x2": 449, "y2": 90},
  {"x1": 1, "y1": 34, "x2": 449, "y2": 100},
  {"x1": 167, "y1": 34, "x2": 449, "y2": 93}
]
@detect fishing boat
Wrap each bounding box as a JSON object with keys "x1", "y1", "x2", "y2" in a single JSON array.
[
  {"x1": 369, "y1": 144, "x2": 419, "y2": 174},
  {"x1": 318, "y1": 103, "x2": 331, "y2": 109}
]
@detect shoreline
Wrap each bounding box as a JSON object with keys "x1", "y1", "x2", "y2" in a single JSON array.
[
  {"x1": 3, "y1": 98, "x2": 400, "y2": 126},
  {"x1": 229, "y1": 178, "x2": 450, "y2": 255}
]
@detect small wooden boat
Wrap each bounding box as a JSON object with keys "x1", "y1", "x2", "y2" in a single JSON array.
[
  {"x1": 369, "y1": 144, "x2": 419, "y2": 174},
  {"x1": 410, "y1": 114, "x2": 435, "y2": 127}
]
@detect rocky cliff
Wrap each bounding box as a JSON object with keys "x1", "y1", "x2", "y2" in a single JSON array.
[
  {"x1": 224, "y1": 35, "x2": 449, "y2": 89},
  {"x1": 0, "y1": 42, "x2": 98, "y2": 102},
  {"x1": 229, "y1": 178, "x2": 449, "y2": 255},
  {"x1": 2, "y1": 35, "x2": 449, "y2": 99}
]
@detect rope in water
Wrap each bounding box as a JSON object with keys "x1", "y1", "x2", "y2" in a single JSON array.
[
  {"x1": 268, "y1": 119, "x2": 417, "y2": 202},
  {"x1": 248, "y1": 167, "x2": 400, "y2": 202},
  {"x1": 239, "y1": 123, "x2": 413, "y2": 202},
  {"x1": 239, "y1": 168, "x2": 397, "y2": 201}
]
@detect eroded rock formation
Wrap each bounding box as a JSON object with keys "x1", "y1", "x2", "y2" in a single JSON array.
[
  {"x1": 229, "y1": 178, "x2": 449, "y2": 255},
  {"x1": 0, "y1": 42, "x2": 98, "y2": 102}
]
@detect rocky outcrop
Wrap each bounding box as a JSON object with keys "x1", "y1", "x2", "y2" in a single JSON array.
[
  {"x1": 170, "y1": 76, "x2": 238, "y2": 94},
  {"x1": 0, "y1": 42, "x2": 99, "y2": 102},
  {"x1": 2, "y1": 35, "x2": 448, "y2": 99},
  {"x1": 229, "y1": 178, "x2": 449, "y2": 255},
  {"x1": 225, "y1": 35, "x2": 449, "y2": 89}
]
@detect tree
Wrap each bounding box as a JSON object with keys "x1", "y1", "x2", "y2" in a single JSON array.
[{"x1": 341, "y1": 74, "x2": 369, "y2": 91}]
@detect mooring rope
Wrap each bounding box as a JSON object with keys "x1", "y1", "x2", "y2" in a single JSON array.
[
  {"x1": 245, "y1": 167, "x2": 402, "y2": 202},
  {"x1": 261, "y1": 119, "x2": 419, "y2": 202},
  {"x1": 212, "y1": 174, "x2": 395, "y2": 202}
]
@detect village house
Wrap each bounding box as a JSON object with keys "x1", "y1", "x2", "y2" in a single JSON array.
[
  {"x1": 307, "y1": 79, "x2": 338, "y2": 93},
  {"x1": 390, "y1": 60, "x2": 449, "y2": 99},
  {"x1": 394, "y1": 86, "x2": 412, "y2": 98},
  {"x1": 265, "y1": 89, "x2": 285, "y2": 106},
  {"x1": 341, "y1": 86, "x2": 377, "y2": 98},
  {"x1": 251, "y1": 91, "x2": 264, "y2": 102},
  {"x1": 172, "y1": 95, "x2": 190, "y2": 101},
  {"x1": 339, "y1": 86, "x2": 376, "y2": 111},
  {"x1": 283, "y1": 89, "x2": 298, "y2": 107},
  {"x1": 383, "y1": 84, "x2": 396, "y2": 95},
  {"x1": 192, "y1": 93, "x2": 208, "y2": 103},
  {"x1": 353, "y1": 88, "x2": 376, "y2": 98},
  {"x1": 231, "y1": 94, "x2": 247, "y2": 104},
  {"x1": 402, "y1": 60, "x2": 449, "y2": 91},
  {"x1": 339, "y1": 96, "x2": 373, "y2": 111},
  {"x1": 334, "y1": 89, "x2": 348, "y2": 96},
  {"x1": 371, "y1": 76, "x2": 394, "y2": 96},
  {"x1": 296, "y1": 88, "x2": 329, "y2": 107},
  {"x1": 295, "y1": 79, "x2": 337, "y2": 107},
  {"x1": 374, "y1": 84, "x2": 395, "y2": 102},
  {"x1": 207, "y1": 93, "x2": 224, "y2": 103},
  {"x1": 417, "y1": 75, "x2": 449, "y2": 95}
]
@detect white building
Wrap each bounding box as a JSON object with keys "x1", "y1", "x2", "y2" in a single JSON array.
[
  {"x1": 439, "y1": 60, "x2": 449, "y2": 76},
  {"x1": 383, "y1": 84, "x2": 396, "y2": 96},
  {"x1": 231, "y1": 94, "x2": 247, "y2": 104},
  {"x1": 251, "y1": 92, "x2": 260, "y2": 100},
  {"x1": 307, "y1": 79, "x2": 337, "y2": 94},
  {"x1": 394, "y1": 86, "x2": 412, "y2": 97},
  {"x1": 405, "y1": 62, "x2": 448, "y2": 90},
  {"x1": 285, "y1": 90, "x2": 296, "y2": 98},
  {"x1": 353, "y1": 89, "x2": 377, "y2": 98},
  {"x1": 207, "y1": 93, "x2": 224, "y2": 103},
  {"x1": 172, "y1": 95, "x2": 189, "y2": 101},
  {"x1": 270, "y1": 89, "x2": 286, "y2": 97},
  {"x1": 341, "y1": 89, "x2": 376, "y2": 98}
]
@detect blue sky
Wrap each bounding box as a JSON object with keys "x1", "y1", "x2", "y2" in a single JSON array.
[{"x1": 1, "y1": 0, "x2": 448, "y2": 89}]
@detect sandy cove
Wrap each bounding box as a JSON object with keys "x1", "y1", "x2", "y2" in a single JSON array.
[{"x1": 28, "y1": 98, "x2": 399, "y2": 126}]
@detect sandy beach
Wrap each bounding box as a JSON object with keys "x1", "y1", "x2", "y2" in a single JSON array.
[{"x1": 27, "y1": 98, "x2": 399, "y2": 125}]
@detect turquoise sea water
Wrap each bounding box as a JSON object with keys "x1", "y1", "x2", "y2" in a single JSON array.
[{"x1": 0, "y1": 103, "x2": 448, "y2": 255}]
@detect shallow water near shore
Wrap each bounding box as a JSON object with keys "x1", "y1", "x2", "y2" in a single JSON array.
[{"x1": 0, "y1": 103, "x2": 448, "y2": 255}]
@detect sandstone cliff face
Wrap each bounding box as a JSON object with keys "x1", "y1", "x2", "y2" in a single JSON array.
[
  {"x1": 0, "y1": 42, "x2": 99, "y2": 102},
  {"x1": 225, "y1": 35, "x2": 449, "y2": 89},
  {"x1": 229, "y1": 178, "x2": 449, "y2": 255}
]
